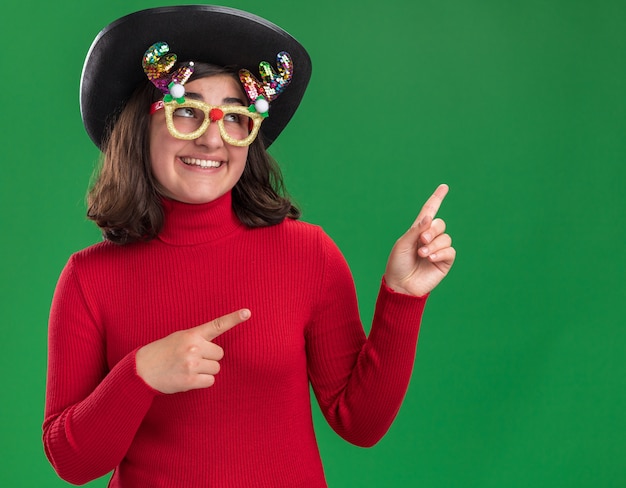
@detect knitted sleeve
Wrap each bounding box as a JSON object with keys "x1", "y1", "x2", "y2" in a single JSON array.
[
  {"x1": 305, "y1": 231, "x2": 428, "y2": 447},
  {"x1": 42, "y1": 255, "x2": 159, "y2": 485}
]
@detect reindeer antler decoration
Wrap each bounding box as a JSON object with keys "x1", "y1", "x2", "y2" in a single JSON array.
[
  {"x1": 142, "y1": 44, "x2": 293, "y2": 116},
  {"x1": 143, "y1": 42, "x2": 195, "y2": 103},
  {"x1": 239, "y1": 51, "x2": 293, "y2": 117}
]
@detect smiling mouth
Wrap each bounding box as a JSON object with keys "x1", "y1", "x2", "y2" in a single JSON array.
[{"x1": 180, "y1": 157, "x2": 224, "y2": 168}]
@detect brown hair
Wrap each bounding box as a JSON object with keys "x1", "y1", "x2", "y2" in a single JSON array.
[{"x1": 86, "y1": 63, "x2": 300, "y2": 245}]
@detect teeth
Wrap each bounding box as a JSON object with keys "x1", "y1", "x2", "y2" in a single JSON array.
[{"x1": 181, "y1": 157, "x2": 222, "y2": 168}]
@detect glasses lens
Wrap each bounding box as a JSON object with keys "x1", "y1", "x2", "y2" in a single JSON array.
[
  {"x1": 221, "y1": 111, "x2": 254, "y2": 141},
  {"x1": 171, "y1": 106, "x2": 206, "y2": 135}
]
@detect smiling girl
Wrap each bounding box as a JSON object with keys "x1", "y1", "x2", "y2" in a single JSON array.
[{"x1": 43, "y1": 6, "x2": 455, "y2": 487}]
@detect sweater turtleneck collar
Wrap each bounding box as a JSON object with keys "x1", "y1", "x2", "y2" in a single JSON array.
[{"x1": 157, "y1": 191, "x2": 243, "y2": 246}]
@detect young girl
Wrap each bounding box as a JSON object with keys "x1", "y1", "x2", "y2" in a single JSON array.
[{"x1": 44, "y1": 6, "x2": 455, "y2": 487}]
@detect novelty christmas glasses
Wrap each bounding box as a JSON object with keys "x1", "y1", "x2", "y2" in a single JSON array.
[{"x1": 150, "y1": 99, "x2": 263, "y2": 146}]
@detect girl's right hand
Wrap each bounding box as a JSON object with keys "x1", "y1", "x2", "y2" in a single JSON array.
[{"x1": 135, "y1": 309, "x2": 251, "y2": 394}]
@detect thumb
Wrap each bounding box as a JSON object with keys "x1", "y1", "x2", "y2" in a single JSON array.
[{"x1": 196, "y1": 308, "x2": 251, "y2": 342}]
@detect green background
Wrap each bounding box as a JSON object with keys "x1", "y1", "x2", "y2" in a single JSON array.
[{"x1": 1, "y1": 0, "x2": 624, "y2": 486}]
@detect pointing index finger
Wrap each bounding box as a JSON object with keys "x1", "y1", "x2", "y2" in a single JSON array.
[
  {"x1": 413, "y1": 184, "x2": 449, "y2": 229},
  {"x1": 200, "y1": 309, "x2": 251, "y2": 342}
]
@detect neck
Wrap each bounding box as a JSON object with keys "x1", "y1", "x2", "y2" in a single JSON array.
[{"x1": 157, "y1": 192, "x2": 243, "y2": 246}]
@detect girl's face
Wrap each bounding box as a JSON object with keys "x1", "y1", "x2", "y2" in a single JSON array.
[{"x1": 149, "y1": 75, "x2": 249, "y2": 204}]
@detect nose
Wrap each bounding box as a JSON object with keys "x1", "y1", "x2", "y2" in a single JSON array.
[{"x1": 194, "y1": 119, "x2": 224, "y2": 149}]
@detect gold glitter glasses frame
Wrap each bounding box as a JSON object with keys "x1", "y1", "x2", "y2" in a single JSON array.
[{"x1": 152, "y1": 99, "x2": 265, "y2": 147}]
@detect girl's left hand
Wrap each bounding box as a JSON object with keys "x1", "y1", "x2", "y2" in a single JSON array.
[{"x1": 384, "y1": 184, "x2": 456, "y2": 297}]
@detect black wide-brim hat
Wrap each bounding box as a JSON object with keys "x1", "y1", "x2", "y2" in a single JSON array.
[{"x1": 80, "y1": 5, "x2": 312, "y2": 149}]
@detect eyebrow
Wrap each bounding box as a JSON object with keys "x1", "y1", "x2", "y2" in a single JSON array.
[{"x1": 185, "y1": 92, "x2": 246, "y2": 106}]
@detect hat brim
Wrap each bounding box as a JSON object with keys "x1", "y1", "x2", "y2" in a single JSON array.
[{"x1": 80, "y1": 5, "x2": 311, "y2": 149}]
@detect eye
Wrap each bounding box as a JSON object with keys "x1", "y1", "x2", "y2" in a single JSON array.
[
  {"x1": 172, "y1": 107, "x2": 197, "y2": 118},
  {"x1": 223, "y1": 113, "x2": 241, "y2": 123}
]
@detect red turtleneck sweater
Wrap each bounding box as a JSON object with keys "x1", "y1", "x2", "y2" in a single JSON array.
[{"x1": 43, "y1": 192, "x2": 427, "y2": 487}]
